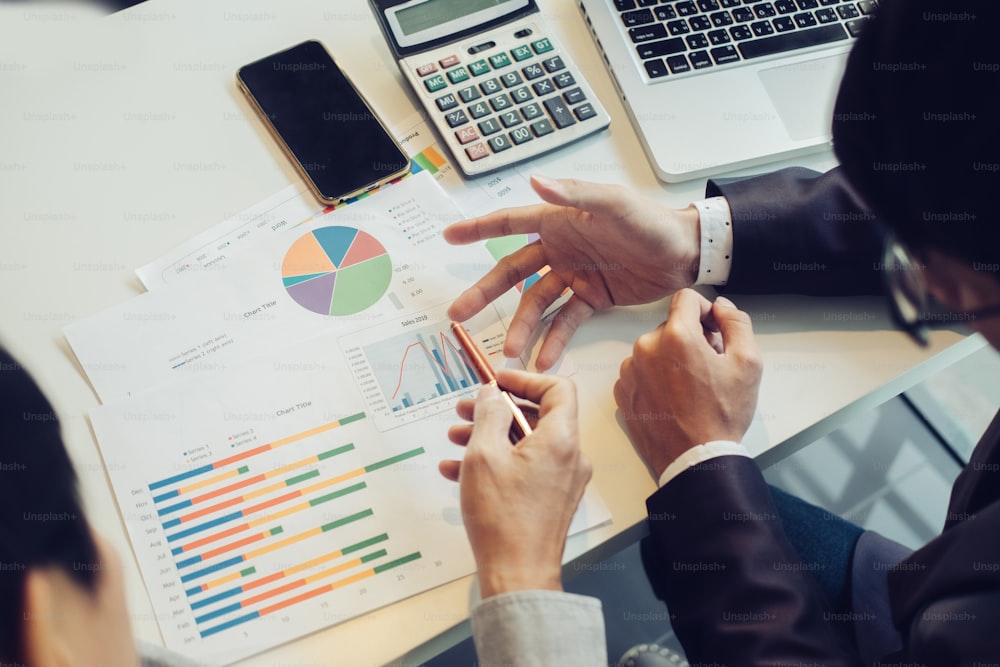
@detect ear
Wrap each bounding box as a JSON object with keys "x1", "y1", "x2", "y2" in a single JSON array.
[{"x1": 22, "y1": 569, "x2": 72, "y2": 667}]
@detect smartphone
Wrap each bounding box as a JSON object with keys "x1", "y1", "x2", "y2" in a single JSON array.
[{"x1": 237, "y1": 40, "x2": 410, "y2": 204}]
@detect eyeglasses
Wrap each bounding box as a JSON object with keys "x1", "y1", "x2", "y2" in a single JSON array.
[{"x1": 883, "y1": 232, "x2": 1000, "y2": 346}]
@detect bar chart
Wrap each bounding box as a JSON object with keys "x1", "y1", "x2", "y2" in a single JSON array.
[{"x1": 142, "y1": 411, "x2": 428, "y2": 641}]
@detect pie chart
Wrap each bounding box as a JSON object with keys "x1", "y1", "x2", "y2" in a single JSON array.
[{"x1": 281, "y1": 226, "x2": 392, "y2": 316}]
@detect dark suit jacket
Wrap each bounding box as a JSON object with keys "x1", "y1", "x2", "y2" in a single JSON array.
[{"x1": 644, "y1": 167, "x2": 1000, "y2": 665}]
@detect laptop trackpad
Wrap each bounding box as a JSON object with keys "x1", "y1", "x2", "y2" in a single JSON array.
[{"x1": 758, "y1": 55, "x2": 844, "y2": 141}]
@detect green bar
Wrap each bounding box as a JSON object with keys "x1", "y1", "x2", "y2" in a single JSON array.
[
  {"x1": 285, "y1": 469, "x2": 321, "y2": 486},
  {"x1": 309, "y1": 481, "x2": 366, "y2": 507},
  {"x1": 364, "y1": 447, "x2": 425, "y2": 473},
  {"x1": 318, "y1": 443, "x2": 355, "y2": 461},
  {"x1": 360, "y1": 549, "x2": 388, "y2": 564},
  {"x1": 269, "y1": 526, "x2": 283, "y2": 536},
  {"x1": 240, "y1": 567, "x2": 255, "y2": 577},
  {"x1": 412, "y1": 153, "x2": 434, "y2": 173},
  {"x1": 373, "y1": 551, "x2": 421, "y2": 574},
  {"x1": 338, "y1": 412, "x2": 366, "y2": 426},
  {"x1": 342, "y1": 533, "x2": 389, "y2": 556},
  {"x1": 237, "y1": 465, "x2": 249, "y2": 474},
  {"x1": 320, "y1": 508, "x2": 374, "y2": 533}
]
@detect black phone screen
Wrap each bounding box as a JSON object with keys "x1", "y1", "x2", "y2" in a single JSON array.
[{"x1": 238, "y1": 41, "x2": 409, "y2": 201}]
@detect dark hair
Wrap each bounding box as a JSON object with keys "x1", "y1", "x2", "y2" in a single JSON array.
[
  {"x1": 833, "y1": 0, "x2": 1000, "y2": 267},
  {"x1": 0, "y1": 347, "x2": 99, "y2": 663}
]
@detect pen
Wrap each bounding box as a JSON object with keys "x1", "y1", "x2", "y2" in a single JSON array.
[{"x1": 450, "y1": 321, "x2": 533, "y2": 442}]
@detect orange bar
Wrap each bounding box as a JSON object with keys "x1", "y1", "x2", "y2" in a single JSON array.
[
  {"x1": 241, "y1": 488, "x2": 301, "y2": 517},
  {"x1": 241, "y1": 478, "x2": 294, "y2": 502},
  {"x1": 213, "y1": 443, "x2": 272, "y2": 470},
  {"x1": 178, "y1": 495, "x2": 243, "y2": 524},
  {"x1": 424, "y1": 146, "x2": 447, "y2": 168},
  {"x1": 240, "y1": 577, "x2": 308, "y2": 608},
  {"x1": 178, "y1": 523, "x2": 249, "y2": 553},
  {"x1": 176, "y1": 467, "x2": 244, "y2": 495},
  {"x1": 258, "y1": 570, "x2": 374, "y2": 616},
  {"x1": 240, "y1": 569, "x2": 285, "y2": 593},
  {"x1": 198, "y1": 530, "x2": 268, "y2": 561},
  {"x1": 189, "y1": 472, "x2": 266, "y2": 505}
]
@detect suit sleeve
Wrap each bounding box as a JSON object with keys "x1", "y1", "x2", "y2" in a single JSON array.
[
  {"x1": 707, "y1": 166, "x2": 885, "y2": 296},
  {"x1": 645, "y1": 456, "x2": 856, "y2": 665}
]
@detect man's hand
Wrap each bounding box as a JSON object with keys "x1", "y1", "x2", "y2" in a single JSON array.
[
  {"x1": 614, "y1": 289, "x2": 762, "y2": 479},
  {"x1": 439, "y1": 370, "x2": 591, "y2": 598},
  {"x1": 446, "y1": 175, "x2": 701, "y2": 370}
]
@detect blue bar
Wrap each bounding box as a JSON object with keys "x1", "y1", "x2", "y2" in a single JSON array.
[
  {"x1": 186, "y1": 585, "x2": 203, "y2": 596},
  {"x1": 194, "y1": 602, "x2": 242, "y2": 625},
  {"x1": 166, "y1": 511, "x2": 242, "y2": 543},
  {"x1": 435, "y1": 382, "x2": 445, "y2": 396},
  {"x1": 402, "y1": 396, "x2": 411, "y2": 408},
  {"x1": 199, "y1": 611, "x2": 260, "y2": 638},
  {"x1": 190, "y1": 586, "x2": 242, "y2": 609},
  {"x1": 171, "y1": 547, "x2": 183, "y2": 556},
  {"x1": 409, "y1": 158, "x2": 423, "y2": 175},
  {"x1": 158, "y1": 499, "x2": 192, "y2": 516},
  {"x1": 162, "y1": 518, "x2": 181, "y2": 529},
  {"x1": 176, "y1": 554, "x2": 203, "y2": 570},
  {"x1": 180, "y1": 555, "x2": 243, "y2": 583},
  {"x1": 459, "y1": 379, "x2": 468, "y2": 388},
  {"x1": 152, "y1": 490, "x2": 179, "y2": 503},
  {"x1": 149, "y1": 464, "x2": 214, "y2": 491}
]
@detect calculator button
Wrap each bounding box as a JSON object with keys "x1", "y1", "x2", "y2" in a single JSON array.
[
  {"x1": 574, "y1": 103, "x2": 598, "y2": 121},
  {"x1": 468, "y1": 59, "x2": 492, "y2": 76},
  {"x1": 522, "y1": 63, "x2": 546, "y2": 80},
  {"x1": 488, "y1": 134, "x2": 513, "y2": 152},
  {"x1": 499, "y1": 110, "x2": 523, "y2": 128},
  {"x1": 553, "y1": 71, "x2": 576, "y2": 88},
  {"x1": 510, "y1": 86, "x2": 533, "y2": 104},
  {"x1": 532, "y1": 79, "x2": 555, "y2": 96},
  {"x1": 531, "y1": 37, "x2": 554, "y2": 54},
  {"x1": 424, "y1": 74, "x2": 447, "y2": 93},
  {"x1": 563, "y1": 88, "x2": 586, "y2": 105},
  {"x1": 439, "y1": 54, "x2": 461, "y2": 68},
  {"x1": 511, "y1": 45, "x2": 533, "y2": 61},
  {"x1": 480, "y1": 78, "x2": 502, "y2": 95},
  {"x1": 530, "y1": 118, "x2": 555, "y2": 136},
  {"x1": 489, "y1": 52, "x2": 512, "y2": 69},
  {"x1": 543, "y1": 98, "x2": 577, "y2": 128},
  {"x1": 514, "y1": 28, "x2": 533, "y2": 39},
  {"x1": 489, "y1": 94, "x2": 513, "y2": 111},
  {"x1": 468, "y1": 101, "x2": 491, "y2": 119},
  {"x1": 500, "y1": 71, "x2": 523, "y2": 87},
  {"x1": 447, "y1": 67, "x2": 470, "y2": 84},
  {"x1": 520, "y1": 103, "x2": 544, "y2": 120},
  {"x1": 478, "y1": 118, "x2": 502, "y2": 135},
  {"x1": 435, "y1": 93, "x2": 459, "y2": 111},
  {"x1": 446, "y1": 109, "x2": 470, "y2": 128},
  {"x1": 458, "y1": 85, "x2": 482, "y2": 103},
  {"x1": 465, "y1": 142, "x2": 489, "y2": 161},
  {"x1": 510, "y1": 126, "x2": 534, "y2": 145},
  {"x1": 416, "y1": 63, "x2": 438, "y2": 77},
  {"x1": 456, "y1": 125, "x2": 480, "y2": 144},
  {"x1": 542, "y1": 56, "x2": 566, "y2": 72}
]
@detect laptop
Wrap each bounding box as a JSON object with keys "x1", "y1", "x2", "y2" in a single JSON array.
[{"x1": 579, "y1": 0, "x2": 876, "y2": 182}]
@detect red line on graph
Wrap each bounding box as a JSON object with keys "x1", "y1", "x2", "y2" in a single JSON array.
[{"x1": 389, "y1": 332, "x2": 476, "y2": 400}]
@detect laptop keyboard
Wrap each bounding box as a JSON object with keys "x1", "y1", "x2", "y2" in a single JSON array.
[{"x1": 613, "y1": 0, "x2": 877, "y2": 79}]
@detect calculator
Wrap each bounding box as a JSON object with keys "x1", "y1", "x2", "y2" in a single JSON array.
[{"x1": 370, "y1": 0, "x2": 611, "y2": 177}]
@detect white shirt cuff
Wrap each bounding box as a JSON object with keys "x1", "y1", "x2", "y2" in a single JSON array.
[
  {"x1": 657, "y1": 440, "x2": 750, "y2": 487},
  {"x1": 693, "y1": 197, "x2": 734, "y2": 286}
]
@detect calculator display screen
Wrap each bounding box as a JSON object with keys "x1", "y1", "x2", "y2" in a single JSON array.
[{"x1": 386, "y1": 0, "x2": 529, "y2": 48}]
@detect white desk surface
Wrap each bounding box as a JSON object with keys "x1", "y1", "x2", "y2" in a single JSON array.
[{"x1": 0, "y1": 1, "x2": 982, "y2": 665}]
